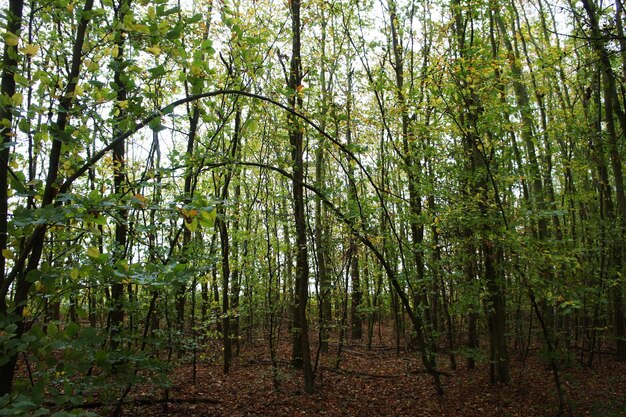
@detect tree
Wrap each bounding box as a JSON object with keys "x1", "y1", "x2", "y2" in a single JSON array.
[
  {"x1": 0, "y1": 0, "x2": 95, "y2": 393},
  {"x1": 109, "y1": 0, "x2": 132, "y2": 350},
  {"x1": 0, "y1": 0, "x2": 24, "y2": 397},
  {"x1": 287, "y1": 0, "x2": 314, "y2": 393},
  {"x1": 449, "y1": 0, "x2": 510, "y2": 383}
]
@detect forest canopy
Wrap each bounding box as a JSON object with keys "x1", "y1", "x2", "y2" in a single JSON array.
[{"x1": 1, "y1": 0, "x2": 625, "y2": 414}]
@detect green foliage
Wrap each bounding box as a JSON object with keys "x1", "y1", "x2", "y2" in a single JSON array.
[
  {"x1": 0, "y1": 318, "x2": 170, "y2": 414},
  {"x1": 0, "y1": 394, "x2": 52, "y2": 417}
]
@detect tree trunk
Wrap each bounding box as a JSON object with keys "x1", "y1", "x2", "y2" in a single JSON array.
[
  {"x1": 109, "y1": 0, "x2": 132, "y2": 349},
  {"x1": 217, "y1": 107, "x2": 241, "y2": 373},
  {"x1": 0, "y1": 0, "x2": 24, "y2": 320},
  {"x1": 345, "y1": 69, "x2": 362, "y2": 341},
  {"x1": 0, "y1": 0, "x2": 24, "y2": 392},
  {"x1": 315, "y1": 8, "x2": 332, "y2": 353},
  {"x1": 288, "y1": 0, "x2": 314, "y2": 393}
]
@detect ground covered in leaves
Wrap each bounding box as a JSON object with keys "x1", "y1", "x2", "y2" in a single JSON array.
[{"x1": 101, "y1": 331, "x2": 625, "y2": 417}]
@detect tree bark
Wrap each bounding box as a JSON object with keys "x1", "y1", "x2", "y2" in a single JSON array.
[
  {"x1": 288, "y1": 0, "x2": 314, "y2": 393},
  {"x1": 109, "y1": 0, "x2": 132, "y2": 349},
  {"x1": 217, "y1": 107, "x2": 241, "y2": 373},
  {"x1": 315, "y1": 9, "x2": 331, "y2": 352},
  {"x1": 0, "y1": 0, "x2": 24, "y2": 320}
]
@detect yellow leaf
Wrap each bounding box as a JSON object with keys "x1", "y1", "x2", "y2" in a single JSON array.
[
  {"x1": 146, "y1": 46, "x2": 161, "y2": 56},
  {"x1": 87, "y1": 246, "x2": 100, "y2": 258},
  {"x1": 111, "y1": 44, "x2": 119, "y2": 58},
  {"x1": 87, "y1": 60, "x2": 99, "y2": 72},
  {"x1": 133, "y1": 24, "x2": 150, "y2": 34},
  {"x1": 11, "y1": 92, "x2": 23, "y2": 106},
  {"x1": 70, "y1": 267, "x2": 79, "y2": 280},
  {"x1": 2, "y1": 249, "x2": 15, "y2": 260},
  {"x1": 201, "y1": 210, "x2": 215, "y2": 221},
  {"x1": 5, "y1": 32, "x2": 19, "y2": 47},
  {"x1": 21, "y1": 43, "x2": 39, "y2": 57},
  {"x1": 134, "y1": 193, "x2": 147, "y2": 208},
  {"x1": 184, "y1": 218, "x2": 198, "y2": 232},
  {"x1": 158, "y1": 21, "x2": 169, "y2": 32},
  {"x1": 118, "y1": 259, "x2": 129, "y2": 271},
  {"x1": 191, "y1": 64, "x2": 203, "y2": 77},
  {"x1": 117, "y1": 99, "x2": 129, "y2": 109},
  {"x1": 67, "y1": 3, "x2": 74, "y2": 12}
]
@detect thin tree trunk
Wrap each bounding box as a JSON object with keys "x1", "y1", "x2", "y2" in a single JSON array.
[
  {"x1": 217, "y1": 107, "x2": 241, "y2": 373},
  {"x1": 110, "y1": 0, "x2": 132, "y2": 349},
  {"x1": 315, "y1": 7, "x2": 332, "y2": 353},
  {"x1": 345, "y1": 70, "x2": 362, "y2": 341},
  {"x1": 0, "y1": 0, "x2": 24, "y2": 322},
  {"x1": 288, "y1": 0, "x2": 314, "y2": 393}
]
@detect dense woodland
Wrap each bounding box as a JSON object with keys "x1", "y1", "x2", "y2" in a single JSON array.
[{"x1": 1, "y1": 0, "x2": 626, "y2": 414}]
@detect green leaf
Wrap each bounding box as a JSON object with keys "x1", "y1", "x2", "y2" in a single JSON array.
[
  {"x1": 69, "y1": 267, "x2": 79, "y2": 281},
  {"x1": 188, "y1": 13, "x2": 203, "y2": 23},
  {"x1": 149, "y1": 117, "x2": 166, "y2": 132},
  {"x1": 87, "y1": 247, "x2": 100, "y2": 258},
  {"x1": 66, "y1": 322, "x2": 80, "y2": 337},
  {"x1": 166, "y1": 23, "x2": 183, "y2": 40},
  {"x1": 14, "y1": 73, "x2": 29, "y2": 85},
  {"x1": 148, "y1": 64, "x2": 167, "y2": 78},
  {"x1": 161, "y1": 103, "x2": 175, "y2": 115},
  {"x1": 26, "y1": 269, "x2": 42, "y2": 284},
  {"x1": 47, "y1": 322, "x2": 58, "y2": 337},
  {"x1": 157, "y1": 5, "x2": 180, "y2": 16}
]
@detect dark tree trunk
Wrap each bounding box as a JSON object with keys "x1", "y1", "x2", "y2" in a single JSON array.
[
  {"x1": 288, "y1": 0, "x2": 314, "y2": 393},
  {"x1": 0, "y1": 0, "x2": 24, "y2": 319},
  {"x1": 217, "y1": 107, "x2": 241, "y2": 373},
  {"x1": 345, "y1": 70, "x2": 362, "y2": 341},
  {"x1": 110, "y1": 0, "x2": 132, "y2": 349},
  {"x1": 315, "y1": 9, "x2": 332, "y2": 353},
  {"x1": 0, "y1": 0, "x2": 23, "y2": 391}
]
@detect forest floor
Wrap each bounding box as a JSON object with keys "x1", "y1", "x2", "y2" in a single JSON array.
[{"x1": 105, "y1": 328, "x2": 626, "y2": 417}]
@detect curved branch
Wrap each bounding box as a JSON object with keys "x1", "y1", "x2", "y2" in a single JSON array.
[{"x1": 60, "y1": 89, "x2": 400, "y2": 257}]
